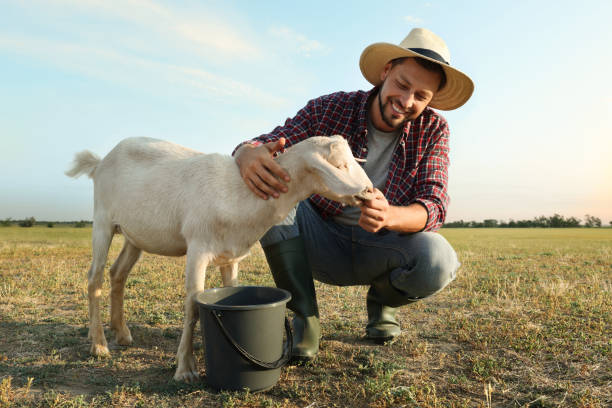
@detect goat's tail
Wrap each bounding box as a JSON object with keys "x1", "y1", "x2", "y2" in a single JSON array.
[{"x1": 65, "y1": 150, "x2": 101, "y2": 179}]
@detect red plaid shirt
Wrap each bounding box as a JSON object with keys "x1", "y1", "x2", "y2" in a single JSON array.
[{"x1": 234, "y1": 89, "x2": 451, "y2": 232}]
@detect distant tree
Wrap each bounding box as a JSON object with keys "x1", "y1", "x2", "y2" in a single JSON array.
[
  {"x1": 442, "y1": 220, "x2": 470, "y2": 228},
  {"x1": 443, "y1": 214, "x2": 598, "y2": 228},
  {"x1": 74, "y1": 220, "x2": 87, "y2": 228},
  {"x1": 1, "y1": 217, "x2": 12, "y2": 227},
  {"x1": 540, "y1": 214, "x2": 581, "y2": 228},
  {"x1": 47, "y1": 222, "x2": 54, "y2": 228},
  {"x1": 483, "y1": 219, "x2": 498, "y2": 228},
  {"x1": 18, "y1": 217, "x2": 36, "y2": 227},
  {"x1": 533, "y1": 216, "x2": 549, "y2": 228},
  {"x1": 565, "y1": 216, "x2": 581, "y2": 227},
  {"x1": 584, "y1": 214, "x2": 602, "y2": 228},
  {"x1": 458, "y1": 220, "x2": 470, "y2": 227},
  {"x1": 548, "y1": 214, "x2": 566, "y2": 228}
]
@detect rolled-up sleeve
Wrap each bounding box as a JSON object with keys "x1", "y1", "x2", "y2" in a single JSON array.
[{"x1": 411, "y1": 120, "x2": 450, "y2": 232}]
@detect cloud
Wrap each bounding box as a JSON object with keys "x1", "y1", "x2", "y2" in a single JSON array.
[
  {"x1": 0, "y1": 34, "x2": 286, "y2": 107},
  {"x1": 169, "y1": 65, "x2": 286, "y2": 106},
  {"x1": 0, "y1": 1, "x2": 303, "y2": 106},
  {"x1": 268, "y1": 26, "x2": 330, "y2": 57},
  {"x1": 25, "y1": 0, "x2": 261, "y2": 60},
  {"x1": 403, "y1": 15, "x2": 424, "y2": 24}
]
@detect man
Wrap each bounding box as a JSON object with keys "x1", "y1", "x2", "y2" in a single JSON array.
[{"x1": 233, "y1": 28, "x2": 473, "y2": 362}]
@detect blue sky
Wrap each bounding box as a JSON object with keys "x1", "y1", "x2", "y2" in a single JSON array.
[{"x1": 1, "y1": 0, "x2": 611, "y2": 224}]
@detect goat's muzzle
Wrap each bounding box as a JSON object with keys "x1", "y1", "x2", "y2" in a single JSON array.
[{"x1": 354, "y1": 186, "x2": 375, "y2": 205}]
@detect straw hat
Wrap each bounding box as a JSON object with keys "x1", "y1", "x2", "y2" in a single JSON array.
[{"x1": 359, "y1": 28, "x2": 474, "y2": 110}]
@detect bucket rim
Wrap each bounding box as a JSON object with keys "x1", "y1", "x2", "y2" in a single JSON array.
[{"x1": 195, "y1": 286, "x2": 291, "y2": 311}]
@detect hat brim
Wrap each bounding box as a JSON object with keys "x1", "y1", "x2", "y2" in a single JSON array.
[{"x1": 359, "y1": 42, "x2": 474, "y2": 111}]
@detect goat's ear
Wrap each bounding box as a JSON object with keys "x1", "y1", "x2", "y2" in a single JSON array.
[
  {"x1": 326, "y1": 139, "x2": 347, "y2": 168},
  {"x1": 308, "y1": 151, "x2": 361, "y2": 196}
]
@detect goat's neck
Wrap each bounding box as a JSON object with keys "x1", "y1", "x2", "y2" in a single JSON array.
[
  {"x1": 210, "y1": 146, "x2": 318, "y2": 255},
  {"x1": 238, "y1": 148, "x2": 314, "y2": 230},
  {"x1": 271, "y1": 148, "x2": 315, "y2": 211}
]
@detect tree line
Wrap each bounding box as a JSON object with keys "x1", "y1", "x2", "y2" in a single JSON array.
[
  {"x1": 443, "y1": 214, "x2": 608, "y2": 228},
  {"x1": 1, "y1": 217, "x2": 92, "y2": 228},
  {"x1": 2, "y1": 214, "x2": 609, "y2": 229}
]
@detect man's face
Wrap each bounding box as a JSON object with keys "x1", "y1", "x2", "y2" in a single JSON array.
[{"x1": 374, "y1": 58, "x2": 442, "y2": 131}]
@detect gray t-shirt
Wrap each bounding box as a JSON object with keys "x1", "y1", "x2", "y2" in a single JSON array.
[{"x1": 334, "y1": 117, "x2": 401, "y2": 226}]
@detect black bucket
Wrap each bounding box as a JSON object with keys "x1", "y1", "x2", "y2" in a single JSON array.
[{"x1": 196, "y1": 286, "x2": 292, "y2": 392}]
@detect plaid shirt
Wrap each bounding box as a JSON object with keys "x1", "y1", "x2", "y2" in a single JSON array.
[{"x1": 234, "y1": 89, "x2": 451, "y2": 232}]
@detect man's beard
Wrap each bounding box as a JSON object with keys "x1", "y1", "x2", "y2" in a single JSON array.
[{"x1": 378, "y1": 91, "x2": 415, "y2": 130}]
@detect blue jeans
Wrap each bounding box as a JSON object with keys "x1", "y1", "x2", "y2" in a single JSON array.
[{"x1": 260, "y1": 201, "x2": 459, "y2": 302}]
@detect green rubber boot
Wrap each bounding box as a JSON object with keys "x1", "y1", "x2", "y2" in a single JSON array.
[
  {"x1": 365, "y1": 273, "x2": 415, "y2": 343},
  {"x1": 366, "y1": 288, "x2": 401, "y2": 343},
  {"x1": 263, "y1": 236, "x2": 320, "y2": 363}
]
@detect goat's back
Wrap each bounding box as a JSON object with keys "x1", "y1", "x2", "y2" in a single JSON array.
[
  {"x1": 96, "y1": 137, "x2": 206, "y2": 195},
  {"x1": 93, "y1": 137, "x2": 246, "y2": 255}
]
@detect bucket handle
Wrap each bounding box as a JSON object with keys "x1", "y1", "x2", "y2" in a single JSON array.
[{"x1": 211, "y1": 310, "x2": 293, "y2": 370}]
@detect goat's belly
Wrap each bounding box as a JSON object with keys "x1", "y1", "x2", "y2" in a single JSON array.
[
  {"x1": 118, "y1": 225, "x2": 187, "y2": 256},
  {"x1": 211, "y1": 251, "x2": 250, "y2": 266}
]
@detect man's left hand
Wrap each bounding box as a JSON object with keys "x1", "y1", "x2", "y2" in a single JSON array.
[{"x1": 358, "y1": 188, "x2": 394, "y2": 233}]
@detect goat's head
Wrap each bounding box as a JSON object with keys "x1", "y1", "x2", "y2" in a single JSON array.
[{"x1": 302, "y1": 135, "x2": 374, "y2": 206}]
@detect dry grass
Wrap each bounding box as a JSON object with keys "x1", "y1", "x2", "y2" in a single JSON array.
[{"x1": 0, "y1": 226, "x2": 610, "y2": 407}]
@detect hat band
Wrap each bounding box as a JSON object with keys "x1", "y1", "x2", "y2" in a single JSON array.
[{"x1": 408, "y1": 48, "x2": 449, "y2": 65}]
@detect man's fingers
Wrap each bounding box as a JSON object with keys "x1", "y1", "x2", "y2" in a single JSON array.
[
  {"x1": 235, "y1": 138, "x2": 290, "y2": 199},
  {"x1": 265, "y1": 160, "x2": 290, "y2": 183},
  {"x1": 363, "y1": 199, "x2": 384, "y2": 211},
  {"x1": 264, "y1": 137, "x2": 286, "y2": 155},
  {"x1": 252, "y1": 162, "x2": 287, "y2": 194},
  {"x1": 361, "y1": 206, "x2": 383, "y2": 221},
  {"x1": 358, "y1": 188, "x2": 387, "y2": 232},
  {"x1": 358, "y1": 217, "x2": 380, "y2": 233},
  {"x1": 251, "y1": 172, "x2": 282, "y2": 198},
  {"x1": 245, "y1": 178, "x2": 269, "y2": 200},
  {"x1": 362, "y1": 189, "x2": 385, "y2": 208},
  {"x1": 262, "y1": 140, "x2": 290, "y2": 182}
]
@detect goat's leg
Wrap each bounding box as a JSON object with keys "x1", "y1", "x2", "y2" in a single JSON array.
[
  {"x1": 174, "y1": 246, "x2": 210, "y2": 383},
  {"x1": 88, "y1": 222, "x2": 114, "y2": 357},
  {"x1": 220, "y1": 262, "x2": 239, "y2": 287},
  {"x1": 109, "y1": 239, "x2": 142, "y2": 346}
]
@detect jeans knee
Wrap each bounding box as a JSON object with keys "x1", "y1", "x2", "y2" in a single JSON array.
[{"x1": 390, "y1": 233, "x2": 459, "y2": 298}]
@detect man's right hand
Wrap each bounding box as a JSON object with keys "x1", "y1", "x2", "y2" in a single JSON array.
[{"x1": 234, "y1": 138, "x2": 291, "y2": 200}]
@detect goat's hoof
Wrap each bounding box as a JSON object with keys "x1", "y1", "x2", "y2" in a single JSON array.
[
  {"x1": 90, "y1": 343, "x2": 110, "y2": 357},
  {"x1": 115, "y1": 331, "x2": 133, "y2": 346},
  {"x1": 173, "y1": 369, "x2": 200, "y2": 383},
  {"x1": 116, "y1": 335, "x2": 133, "y2": 346}
]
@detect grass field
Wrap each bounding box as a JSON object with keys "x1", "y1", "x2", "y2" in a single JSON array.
[{"x1": 1, "y1": 226, "x2": 610, "y2": 407}]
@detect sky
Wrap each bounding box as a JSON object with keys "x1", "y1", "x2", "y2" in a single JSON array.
[{"x1": 1, "y1": 0, "x2": 611, "y2": 224}]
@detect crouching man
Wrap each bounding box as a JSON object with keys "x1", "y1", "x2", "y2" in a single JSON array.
[{"x1": 233, "y1": 28, "x2": 473, "y2": 361}]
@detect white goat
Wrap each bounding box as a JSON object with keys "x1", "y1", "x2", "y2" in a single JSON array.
[{"x1": 66, "y1": 135, "x2": 373, "y2": 382}]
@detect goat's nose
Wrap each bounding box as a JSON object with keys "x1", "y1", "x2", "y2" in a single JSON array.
[{"x1": 360, "y1": 186, "x2": 375, "y2": 200}]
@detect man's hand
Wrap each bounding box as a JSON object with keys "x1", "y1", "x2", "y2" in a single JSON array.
[
  {"x1": 234, "y1": 138, "x2": 291, "y2": 200},
  {"x1": 358, "y1": 188, "x2": 394, "y2": 233},
  {"x1": 358, "y1": 189, "x2": 428, "y2": 233}
]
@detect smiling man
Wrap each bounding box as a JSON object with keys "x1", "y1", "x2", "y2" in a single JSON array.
[{"x1": 234, "y1": 28, "x2": 474, "y2": 362}]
